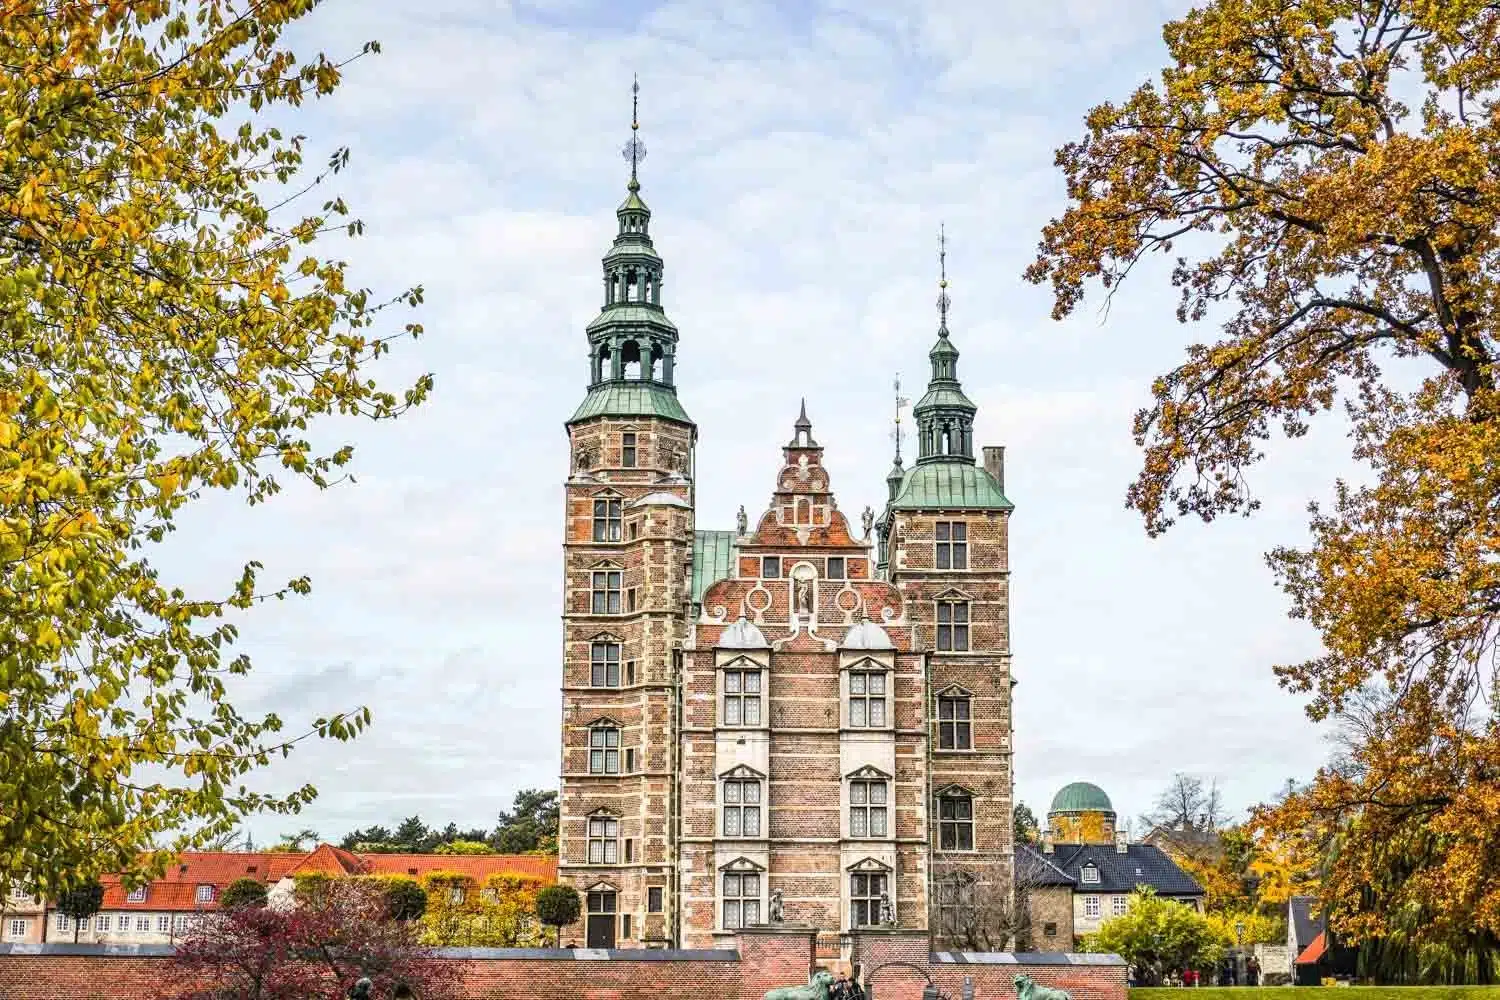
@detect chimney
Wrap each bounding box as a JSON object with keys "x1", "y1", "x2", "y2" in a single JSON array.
[
  {"x1": 983, "y1": 446, "x2": 1005, "y2": 493},
  {"x1": 1116, "y1": 830, "x2": 1129, "y2": 854}
]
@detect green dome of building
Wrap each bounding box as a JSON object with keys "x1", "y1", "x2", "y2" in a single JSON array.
[{"x1": 1049, "y1": 781, "x2": 1114, "y2": 814}]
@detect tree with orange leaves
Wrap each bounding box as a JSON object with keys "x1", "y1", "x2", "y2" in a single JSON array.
[{"x1": 1028, "y1": 0, "x2": 1500, "y2": 977}]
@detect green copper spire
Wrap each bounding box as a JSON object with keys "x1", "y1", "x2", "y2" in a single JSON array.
[
  {"x1": 913, "y1": 225, "x2": 976, "y2": 464},
  {"x1": 569, "y1": 77, "x2": 691, "y2": 427}
]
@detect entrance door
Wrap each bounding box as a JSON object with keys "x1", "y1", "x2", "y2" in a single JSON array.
[{"x1": 586, "y1": 890, "x2": 617, "y2": 949}]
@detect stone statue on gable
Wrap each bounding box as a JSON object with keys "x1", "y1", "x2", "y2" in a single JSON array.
[
  {"x1": 737, "y1": 505, "x2": 748, "y2": 535},
  {"x1": 861, "y1": 505, "x2": 874, "y2": 538}
]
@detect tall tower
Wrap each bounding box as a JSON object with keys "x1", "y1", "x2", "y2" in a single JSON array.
[
  {"x1": 558, "y1": 79, "x2": 696, "y2": 949},
  {"x1": 878, "y1": 229, "x2": 1017, "y2": 948}
]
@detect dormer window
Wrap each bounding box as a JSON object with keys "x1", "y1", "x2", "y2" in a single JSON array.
[
  {"x1": 195, "y1": 884, "x2": 215, "y2": 904},
  {"x1": 1081, "y1": 864, "x2": 1100, "y2": 884},
  {"x1": 126, "y1": 886, "x2": 147, "y2": 903}
]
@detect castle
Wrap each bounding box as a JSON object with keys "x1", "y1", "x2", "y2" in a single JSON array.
[{"x1": 556, "y1": 90, "x2": 1014, "y2": 955}]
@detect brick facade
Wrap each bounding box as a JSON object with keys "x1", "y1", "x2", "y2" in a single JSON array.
[{"x1": 0, "y1": 932, "x2": 1126, "y2": 1000}]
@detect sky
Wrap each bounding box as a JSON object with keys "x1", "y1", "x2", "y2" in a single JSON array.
[{"x1": 156, "y1": 0, "x2": 1361, "y2": 847}]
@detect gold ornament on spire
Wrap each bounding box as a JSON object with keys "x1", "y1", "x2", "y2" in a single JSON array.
[
  {"x1": 937, "y1": 223, "x2": 951, "y2": 334},
  {"x1": 622, "y1": 74, "x2": 646, "y2": 190}
]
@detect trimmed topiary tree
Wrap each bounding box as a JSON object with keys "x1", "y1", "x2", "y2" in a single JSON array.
[
  {"x1": 534, "y1": 884, "x2": 580, "y2": 948},
  {"x1": 56, "y1": 879, "x2": 105, "y2": 942},
  {"x1": 220, "y1": 877, "x2": 269, "y2": 910}
]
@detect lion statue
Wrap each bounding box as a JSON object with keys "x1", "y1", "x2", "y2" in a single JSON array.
[
  {"x1": 765, "y1": 970, "x2": 836, "y2": 1000},
  {"x1": 1015, "y1": 975, "x2": 1073, "y2": 1000}
]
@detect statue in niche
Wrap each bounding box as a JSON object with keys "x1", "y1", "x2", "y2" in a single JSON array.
[
  {"x1": 879, "y1": 891, "x2": 895, "y2": 925},
  {"x1": 861, "y1": 506, "x2": 874, "y2": 538},
  {"x1": 575, "y1": 445, "x2": 594, "y2": 472},
  {"x1": 737, "y1": 505, "x2": 748, "y2": 536},
  {"x1": 768, "y1": 888, "x2": 785, "y2": 924},
  {"x1": 794, "y1": 573, "x2": 814, "y2": 616}
]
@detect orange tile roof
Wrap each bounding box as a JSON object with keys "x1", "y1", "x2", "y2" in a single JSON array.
[
  {"x1": 360, "y1": 853, "x2": 557, "y2": 883},
  {"x1": 1295, "y1": 930, "x2": 1329, "y2": 965},
  {"x1": 284, "y1": 843, "x2": 368, "y2": 878}
]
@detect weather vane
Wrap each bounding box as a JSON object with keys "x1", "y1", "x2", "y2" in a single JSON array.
[
  {"x1": 892, "y1": 374, "x2": 909, "y2": 463},
  {"x1": 938, "y1": 223, "x2": 950, "y2": 333},
  {"x1": 622, "y1": 74, "x2": 646, "y2": 185}
]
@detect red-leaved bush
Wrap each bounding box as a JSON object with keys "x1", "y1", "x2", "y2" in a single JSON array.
[{"x1": 161, "y1": 881, "x2": 461, "y2": 999}]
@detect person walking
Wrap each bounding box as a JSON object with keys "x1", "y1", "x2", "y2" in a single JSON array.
[{"x1": 1246, "y1": 956, "x2": 1261, "y2": 987}]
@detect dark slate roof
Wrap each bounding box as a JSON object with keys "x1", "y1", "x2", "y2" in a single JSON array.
[
  {"x1": 1016, "y1": 844, "x2": 1078, "y2": 887},
  {"x1": 1043, "y1": 843, "x2": 1203, "y2": 896},
  {"x1": 1290, "y1": 895, "x2": 1324, "y2": 950}
]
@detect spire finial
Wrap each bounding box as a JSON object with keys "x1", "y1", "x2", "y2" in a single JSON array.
[
  {"x1": 937, "y1": 223, "x2": 950, "y2": 336},
  {"x1": 892, "y1": 374, "x2": 909, "y2": 464},
  {"x1": 622, "y1": 74, "x2": 646, "y2": 192}
]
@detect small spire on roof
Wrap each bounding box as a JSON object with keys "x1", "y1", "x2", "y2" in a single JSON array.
[
  {"x1": 789, "y1": 398, "x2": 818, "y2": 447},
  {"x1": 937, "y1": 223, "x2": 951, "y2": 337},
  {"x1": 622, "y1": 74, "x2": 646, "y2": 192}
]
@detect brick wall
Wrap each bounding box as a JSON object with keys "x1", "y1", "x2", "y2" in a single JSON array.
[{"x1": 0, "y1": 929, "x2": 1125, "y2": 1000}]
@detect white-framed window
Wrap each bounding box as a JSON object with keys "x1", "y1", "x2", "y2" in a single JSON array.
[
  {"x1": 96, "y1": 915, "x2": 111, "y2": 932},
  {"x1": 588, "y1": 815, "x2": 619, "y2": 864},
  {"x1": 938, "y1": 694, "x2": 971, "y2": 749},
  {"x1": 195, "y1": 884, "x2": 215, "y2": 904},
  {"x1": 592, "y1": 498, "x2": 622, "y2": 542},
  {"x1": 157, "y1": 914, "x2": 170, "y2": 933},
  {"x1": 1112, "y1": 895, "x2": 1130, "y2": 916},
  {"x1": 449, "y1": 886, "x2": 466, "y2": 904},
  {"x1": 721, "y1": 871, "x2": 760, "y2": 929},
  {"x1": 591, "y1": 641, "x2": 621, "y2": 687},
  {"x1": 938, "y1": 792, "x2": 974, "y2": 850},
  {"x1": 54, "y1": 913, "x2": 70, "y2": 931},
  {"x1": 588, "y1": 726, "x2": 621, "y2": 774},
  {"x1": 1081, "y1": 864, "x2": 1100, "y2": 884},
  {"x1": 1084, "y1": 895, "x2": 1101, "y2": 918},
  {"x1": 935, "y1": 521, "x2": 968, "y2": 569},
  {"x1": 937, "y1": 600, "x2": 969, "y2": 651},
  {"x1": 826, "y1": 556, "x2": 845, "y2": 580},
  {"x1": 850, "y1": 871, "x2": 888, "y2": 927},
  {"x1": 722, "y1": 668, "x2": 762, "y2": 726},
  {"x1": 126, "y1": 886, "x2": 147, "y2": 903},
  {"x1": 848, "y1": 671, "x2": 887, "y2": 727},
  {"x1": 6, "y1": 918, "x2": 25, "y2": 938},
  {"x1": 172, "y1": 914, "x2": 186, "y2": 931},
  {"x1": 849, "y1": 778, "x2": 888, "y2": 837},
  {"x1": 591, "y1": 570, "x2": 622, "y2": 614},
  {"x1": 722, "y1": 777, "x2": 762, "y2": 837},
  {"x1": 136, "y1": 916, "x2": 150, "y2": 932}
]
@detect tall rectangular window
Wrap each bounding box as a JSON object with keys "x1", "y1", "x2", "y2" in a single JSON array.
[
  {"x1": 592, "y1": 499, "x2": 622, "y2": 542},
  {"x1": 621, "y1": 432, "x2": 637, "y2": 468},
  {"x1": 591, "y1": 642, "x2": 621, "y2": 687},
  {"x1": 723, "y1": 669, "x2": 762, "y2": 726},
  {"x1": 849, "y1": 779, "x2": 888, "y2": 837},
  {"x1": 937, "y1": 601, "x2": 969, "y2": 651},
  {"x1": 850, "y1": 872, "x2": 888, "y2": 927},
  {"x1": 938, "y1": 793, "x2": 974, "y2": 850},
  {"x1": 589, "y1": 727, "x2": 621, "y2": 774},
  {"x1": 936, "y1": 876, "x2": 975, "y2": 939},
  {"x1": 826, "y1": 557, "x2": 845, "y2": 580},
  {"x1": 722, "y1": 778, "x2": 762, "y2": 837},
  {"x1": 935, "y1": 521, "x2": 968, "y2": 569},
  {"x1": 96, "y1": 915, "x2": 110, "y2": 933},
  {"x1": 938, "y1": 695, "x2": 972, "y2": 749},
  {"x1": 648, "y1": 887, "x2": 663, "y2": 913},
  {"x1": 591, "y1": 571, "x2": 622, "y2": 614},
  {"x1": 587, "y1": 816, "x2": 619, "y2": 864},
  {"x1": 1084, "y1": 895, "x2": 1101, "y2": 918},
  {"x1": 722, "y1": 872, "x2": 760, "y2": 929},
  {"x1": 848, "y1": 671, "x2": 887, "y2": 727}
]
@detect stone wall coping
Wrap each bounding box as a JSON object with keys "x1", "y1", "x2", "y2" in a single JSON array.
[
  {"x1": 932, "y1": 952, "x2": 1127, "y2": 967},
  {"x1": 736, "y1": 925, "x2": 819, "y2": 936},
  {"x1": 0, "y1": 943, "x2": 741, "y2": 963}
]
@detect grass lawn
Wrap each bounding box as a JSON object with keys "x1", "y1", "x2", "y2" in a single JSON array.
[{"x1": 1132, "y1": 990, "x2": 1500, "y2": 1000}]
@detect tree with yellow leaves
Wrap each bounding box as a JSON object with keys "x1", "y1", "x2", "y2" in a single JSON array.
[
  {"x1": 1029, "y1": 0, "x2": 1500, "y2": 972},
  {"x1": 0, "y1": 1, "x2": 427, "y2": 899}
]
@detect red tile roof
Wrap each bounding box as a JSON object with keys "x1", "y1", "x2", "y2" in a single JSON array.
[
  {"x1": 91, "y1": 847, "x2": 555, "y2": 911},
  {"x1": 1295, "y1": 930, "x2": 1329, "y2": 965}
]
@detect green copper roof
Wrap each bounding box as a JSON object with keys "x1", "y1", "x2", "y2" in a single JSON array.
[
  {"x1": 1050, "y1": 782, "x2": 1114, "y2": 814},
  {"x1": 889, "y1": 461, "x2": 1012, "y2": 510},
  {"x1": 930, "y1": 332, "x2": 960, "y2": 358},
  {"x1": 691, "y1": 530, "x2": 736, "y2": 604},
  {"x1": 914, "y1": 385, "x2": 976, "y2": 411},
  {"x1": 586, "y1": 304, "x2": 677, "y2": 335},
  {"x1": 568, "y1": 382, "x2": 692, "y2": 424}
]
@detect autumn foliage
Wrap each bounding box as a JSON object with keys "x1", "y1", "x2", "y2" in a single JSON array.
[
  {"x1": 1030, "y1": 0, "x2": 1500, "y2": 975},
  {"x1": 0, "y1": 1, "x2": 428, "y2": 896}
]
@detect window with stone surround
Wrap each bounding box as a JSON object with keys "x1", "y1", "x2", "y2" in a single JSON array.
[
  {"x1": 762, "y1": 556, "x2": 780, "y2": 579},
  {"x1": 938, "y1": 792, "x2": 975, "y2": 850},
  {"x1": 826, "y1": 556, "x2": 845, "y2": 580},
  {"x1": 621, "y1": 432, "x2": 637, "y2": 468},
  {"x1": 588, "y1": 726, "x2": 621, "y2": 774},
  {"x1": 591, "y1": 570, "x2": 622, "y2": 615},
  {"x1": 938, "y1": 693, "x2": 972, "y2": 749},
  {"x1": 648, "y1": 887, "x2": 663, "y2": 912},
  {"x1": 722, "y1": 667, "x2": 762, "y2": 726},
  {"x1": 721, "y1": 871, "x2": 760, "y2": 929},
  {"x1": 592, "y1": 498, "x2": 622, "y2": 542},
  {"x1": 849, "y1": 778, "x2": 888, "y2": 837},
  {"x1": 721, "y1": 776, "x2": 762, "y2": 837},
  {"x1": 587, "y1": 815, "x2": 619, "y2": 864},
  {"x1": 937, "y1": 600, "x2": 970, "y2": 651},
  {"x1": 848, "y1": 671, "x2": 887, "y2": 727},
  {"x1": 1084, "y1": 895, "x2": 1101, "y2": 918},
  {"x1": 935, "y1": 521, "x2": 968, "y2": 569},
  {"x1": 590, "y1": 641, "x2": 621, "y2": 687},
  {"x1": 850, "y1": 871, "x2": 888, "y2": 927}
]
